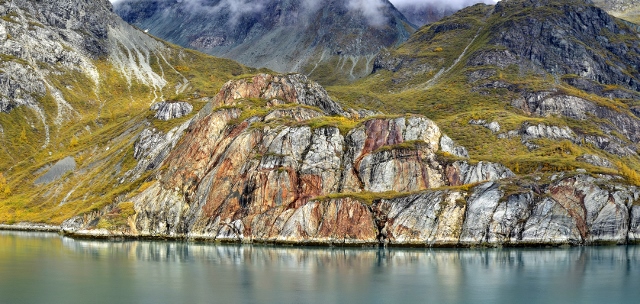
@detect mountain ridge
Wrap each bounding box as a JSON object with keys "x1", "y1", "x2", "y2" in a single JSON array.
[{"x1": 114, "y1": 0, "x2": 415, "y2": 84}]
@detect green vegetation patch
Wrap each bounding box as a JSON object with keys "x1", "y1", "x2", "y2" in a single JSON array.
[
  {"x1": 311, "y1": 191, "x2": 414, "y2": 206},
  {"x1": 95, "y1": 202, "x2": 136, "y2": 230},
  {"x1": 303, "y1": 116, "x2": 361, "y2": 135}
]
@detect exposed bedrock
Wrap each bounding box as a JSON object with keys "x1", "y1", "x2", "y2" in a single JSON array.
[{"x1": 63, "y1": 75, "x2": 640, "y2": 247}]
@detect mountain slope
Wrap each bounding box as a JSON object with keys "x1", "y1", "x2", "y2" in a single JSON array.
[
  {"x1": 330, "y1": 0, "x2": 640, "y2": 176},
  {"x1": 114, "y1": 0, "x2": 415, "y2": 84},
  {"x1": 0, "y1": 0, "x2": 255, "y2": 223},
  {"x1": 593, "y1": 0, "x2": 640, "y2": 24}
]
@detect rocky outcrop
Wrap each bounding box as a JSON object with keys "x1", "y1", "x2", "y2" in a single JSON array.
[
  {"x1": 214, "y1": 74, "x2": 345, "y2": 115},
  {"x1": 124, "y1": 122, "x2": 191, "y2": 181},
  {"x1": 56, "y1": 75, "x2": 515, "y2": 244},
  {"x1": 495, "y1": 118, "x2": 636, "y2": 155},
  {"x1": 376, "y1": 174, "x2": 640, "y2": 246},
  {"x1": 512, "y1": 91, "x2": 639, "y2": 155},
  {"x1": 373, "y1": 190, "x2": 467, "y2": 246},
  {"x1": 440, "y1": 135, "x2": 469, "y2": 158},
  {"x1": 469, "y1": 119, "x2": 501, "y2": 133},
  {"x1": 151, "y1": 102, "x2": 193, "y2": 121},
  {"x1": 519, "y1": 122, "x2": 578, "y2": 143},
  {"x1": 264, "y1": 107, "x2": 323, "y2": 122},
  {"x1": 576, "y1": 154, "x2": 614, "y2": 168},
  {"x1": 445, "y1": 161, "x2": 515, "y2": 186},
  {"x1": 496, "y1": 122, "x2": 579, "y2": 150}
]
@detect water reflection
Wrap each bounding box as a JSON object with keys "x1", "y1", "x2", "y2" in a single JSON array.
[{"x1": 1, "y1": 231, "x2": 638, "y2": 304}]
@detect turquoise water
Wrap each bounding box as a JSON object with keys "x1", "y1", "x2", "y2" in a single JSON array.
[{"x1": 0, "y1": 230, "x2": 638, "y2": 304}]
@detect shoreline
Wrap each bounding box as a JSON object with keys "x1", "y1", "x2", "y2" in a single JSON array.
[
  {"x1": 0, "y1": 223, "x2": 62, "y2": 233},
  {"x1": 1, "y1": 223, "x2": 637, "y2": 248}
]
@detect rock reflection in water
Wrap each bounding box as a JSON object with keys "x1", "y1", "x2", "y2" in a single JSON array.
[{"x1": 1, "y1": 231, "x2": 639, "y2": 304}]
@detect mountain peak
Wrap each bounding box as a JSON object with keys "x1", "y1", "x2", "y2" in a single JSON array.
[{"x1": 114, "y1": 0, "x2": 415, "y2": 83}]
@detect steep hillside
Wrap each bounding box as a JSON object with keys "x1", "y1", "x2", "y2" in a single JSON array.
[
  {"x1": 593, "y1": 0, "x2": 640, "y2": 24},
  {"x1": 331, "y1": 0, "x2": 640, "y2": 179},
  {"x1": 0, "y1": 0, "x2": 255, "y2": 223},
  {"x1": 114, "y1": 0, "x2": 415, "y2": 84}
]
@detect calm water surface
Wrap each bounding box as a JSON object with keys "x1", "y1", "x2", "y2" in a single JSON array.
[{"x1": 0, "y1": 230, "x2": 638, "y2": 304}]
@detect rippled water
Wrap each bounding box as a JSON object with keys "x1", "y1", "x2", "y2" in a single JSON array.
[{"x1": 0, "y1": 230, "x2": 638, "y2": 304}]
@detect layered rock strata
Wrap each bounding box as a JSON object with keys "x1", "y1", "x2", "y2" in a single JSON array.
[{"x1": 59, "y1": 74, "x2": 640, "y2": 247}]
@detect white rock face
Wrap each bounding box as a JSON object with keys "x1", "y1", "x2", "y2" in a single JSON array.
[
  {"x1": 515, "y1": 92, "x2": 640, "y2": 145},
  {"x1": 151, "y1": 102, "x2": 193, "y2": 121},
  {"x1": 629, "y1": 206, "x2": 640, "y2": 242},
  {"x1": 469, "y1": 119, "x2": 501, "y2": 133},
  {"x1": 440, "y1": 134, "x2": 469, "y2": 158},
  {"x1": 459, "y1": 182, "x2": 503, "y2": 245},
  {"x1": 300, "y1": 127, "x2": 344, "y2": 194},
  {"x1": 520, "y1": 123, "x2": 578, "y2": 143},
  {"x1": 125, "y1": 121, "x2": 191, "y2": 181},
  {"x1": 377, "y1": 190, "x2": 466, "y2": 245}
]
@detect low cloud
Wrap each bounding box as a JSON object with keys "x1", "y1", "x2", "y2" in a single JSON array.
[
  {"x1": 113, "y1": 0, "x2": 269, "y2": 25},
  {"x1": 347, "y1": 0, "x2": 388, "y2": 27},
  {"x1": 179, "y1": 0, "x2": 269, "y2": 25},
  {"x1": 389, "y1": 0, "x2": 498, "y2": 10},
  {"x1": 110, "y1": 0, "x2": 498, "y2": 27}
]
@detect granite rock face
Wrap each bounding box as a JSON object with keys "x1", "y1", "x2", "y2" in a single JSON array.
[
  {"x1": 124, "y1": 122, "x2": 191, "y2": 181},
  {"x1": 110, "y1": 75, "x2": 513, "y2": 244},
  {"x1": 439, "y1": 135, "x2": 469, "y2": 158},
  {"x1": 519, "y1": 123, "x2": 578, "y2": 143}
]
